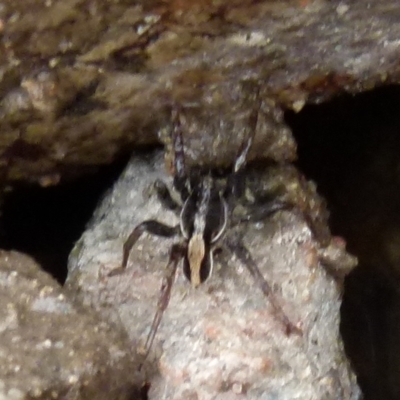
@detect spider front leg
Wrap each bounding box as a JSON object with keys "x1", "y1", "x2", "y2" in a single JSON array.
[
  {"x1": 234, "y1": 199, "x2": 293, "y2": 225},
  {"x1": 140, "y1": 243, "x2": 186, "y2": 365},
  {"x1": 153, "y1": 179, "x2": 181, "y2": 213},
  {"x1": 225, "y1": 90, "x2": 260, "y2": 201},
  {"x1": 109, "y1": 220, "x2": 180, "y2": 277},
  {"x1": 170, "y1": 105, "x2": 190, "y2": 200},
  {"x1": 226, "y1": 236, "x2": 302, "y2": 336}
]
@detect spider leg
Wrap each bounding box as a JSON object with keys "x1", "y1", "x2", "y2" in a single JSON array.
[
  {"x1": 226, "y1": 236, "x2": 302, "y2": 336},
  {"x1": 109, "y1": 221, "x2": 179, "y2": 277},
  {"x1": 171, "y1": 106, "x2": 190, "y2": 200},
  {"x1": 122, "y1": 221, "x2": 179, "y2": 269},
  {"x1": 153, "y1": 179, "x2": 181, "y2": 213},
  {"x1": 239, "y1": 198, "x2": 327, "y2": 246},
  {"x1": 232, "y1": 199, "x2": 293, "y2": 226},
  {"x1": 226, "y1": 98, "x2": 259, "y2": 201},
  {"x1": 140, "y1": 243, "x2": 185, "y2": 365}
]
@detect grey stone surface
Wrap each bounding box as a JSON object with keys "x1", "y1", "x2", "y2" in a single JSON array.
[
  {"x1": 0, "y1": 250, "x2": 139, "y2": 400},
  {"x1": 67, "y1": 150, "x2": 360, "y2": 399}
]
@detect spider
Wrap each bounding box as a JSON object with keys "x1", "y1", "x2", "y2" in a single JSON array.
[{"x1": 110, "y1": 106, "x2": 302, "y2": 362}]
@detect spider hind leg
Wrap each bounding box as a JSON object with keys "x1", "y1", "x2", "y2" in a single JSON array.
[
  {"x1": 140, "y1": 243, "x2": 186, "y2": 366},
  {"x1": 226, "y1": 236, "x2": 301, "y2": 336}
]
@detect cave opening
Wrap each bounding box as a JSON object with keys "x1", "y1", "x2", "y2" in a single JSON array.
[
  {"x1": 286, "y1": 85, "x2": 400, "y2": 400},
  {"x1": 0, "y1": 156, "x2": 131, "y2": 284}
]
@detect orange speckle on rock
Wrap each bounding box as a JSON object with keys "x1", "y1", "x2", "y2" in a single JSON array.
[
  {"x1": 259, "y1": 357, "x2": 273, "y2": 373},
  {"x1": 204, "y1": 324, "x2": 221, "y2": 340},
  {"x1": 301, "y1": 241, "x2": 319, "y2": 269},
  {"x1": 298, "y1": 0, "x2": 311, "y2": 7}
]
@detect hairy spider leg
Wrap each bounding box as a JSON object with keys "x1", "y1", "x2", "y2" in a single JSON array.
[
  {"x1": 226, "y1": 238, "x2": 302, "y2": 336},
  {"x1": 222, "y1": 90, "x2": 300, "y2": 333},
  {"x1": 140, "y1": 243, "x2": 186, "y2": 366},
  {"x1": 236, "y1": 199, "x2": 293, "y2": 224},
  {"x1": 109, "y1": 221, "x2": 179, "y2": 277},
  {"x1": 171, "y1": 106, "x2": 190, "y2": 200},
  {"x1": 153, "y1": 179, "x2": 181, "y2": 213},
  {"x1": 226, "y1": 99, "x2": 260, "y2": 202}
]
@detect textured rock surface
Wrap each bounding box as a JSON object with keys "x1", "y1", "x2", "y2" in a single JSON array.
[
  {"x1": 66, "y1": 150, "x2": 360, "y2": 399},
  {"x1": 0, "y1": 250, "x2": 140, "y2": 400},
  {"x1": 1, "y1": 0, "x2": 400, "y2": 182}
]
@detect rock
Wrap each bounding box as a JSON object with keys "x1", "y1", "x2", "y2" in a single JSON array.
[
  {"x1": 1, "y1": 1, "x2": 400, "y2": 183},
  {"x1": 0, "y1": 250, "x2": 140, "y2": 400},
  {"x1": 66, "y1": 150, "x2": 360, "y2": 399}
]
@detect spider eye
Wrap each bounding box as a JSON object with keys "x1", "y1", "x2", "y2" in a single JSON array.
[{"x1": 183, "y1": 249, "x2": 213, "y2": 288}]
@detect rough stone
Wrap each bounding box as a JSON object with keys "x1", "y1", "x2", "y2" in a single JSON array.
[
  {"x1": 0, "y1": 250, "x2": 140, "y2": 400},
  {"x1": 1, "y1": 1, "x2": 400, "y2": 183},
  {"x1": 66, "y1": 150, "x2": 360, "y2": 399}
]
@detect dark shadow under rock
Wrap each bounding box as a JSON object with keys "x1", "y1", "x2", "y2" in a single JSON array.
[
  {"x1": 0, "y1": 156, "x2": 129, "y2": 283},
  {"x1": 287, "y1": 84, "x2": 400, "y2": 400}
]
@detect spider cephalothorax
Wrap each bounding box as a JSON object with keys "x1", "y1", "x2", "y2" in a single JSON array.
[
  {"x1": 110, "y1": 106, "x2": 302, "y2": 362},
  {"x1": 180, "y1": 174, "x2": 228, "y2": 287}
]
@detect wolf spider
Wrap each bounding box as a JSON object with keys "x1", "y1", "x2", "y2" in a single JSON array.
[{"x1": 111, "y1": 106, "x2": 302, "y2": 361}]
